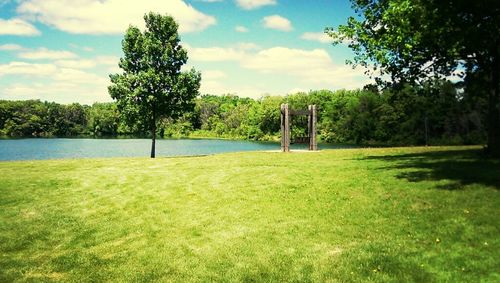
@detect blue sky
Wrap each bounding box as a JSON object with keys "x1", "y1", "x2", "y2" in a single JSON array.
[{"x1": 0, "y1": 0, "x2": 371, "y2": 105}]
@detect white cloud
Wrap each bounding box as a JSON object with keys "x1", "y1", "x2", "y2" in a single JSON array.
[
  {"x1": 300, "y1": 32, "x2": 333, "y2": 44},
  {"x1": 0, "y1": 62, "x2": 111, "y2": 104},
  {"x1": 54, "y1": 55, "x2": 120, "y2": 71},
  {"x1": 200, "y1": 79, "x2": 269, "y2": 98},
  {"x1": 288, "y1": 87, "x2": 308, "y2": 94},
  {"x1": 235, "y1": 25, "x2": 249, "y2": 33},
  {"x1": 261, "y1": 15, "x2": 292, "y2": 32},
  {"x1": 236, "y1": 0, "x2": 276, "y2": 10},
  {"x1": 69, "y1": 43, "x2": 94, "y2": 52},
  {"x1": 199, "y1": 79, "x2": 226, "y2": 94},
  {"x1": 241, "y1": 46, "x2": 368, "y2": 87},
  {"x1": 17, "y1": 0, "x2": 216, "y2": 34},
  {"x1": 0, "y1": 47, "x2": 118, "y2": 103},
  {"x1": 185, "y1": 44, "x2": 246, "y2": 62},
  {"x1": 94, "y1": 55, "x2": 120, "y2": 66},
  {"x1": 185, "y1": 42, "x2": 259, "y2": 61},
  {"x1": 18, "y1": 48, "x2": 78, "y2": 60},
  {"x1": 202, "y1": 70, "x2": 227, "y2": 80},
  {"x1": 1, "y1": 42, "x2": 370, "y2": 104},
  {"x1": 54, "y1": 59, "x2": 97, "y2": 69},
  {"x1": 235, "y1": 42, "x2": 260, "y2": 50},
  {"x1": 93, "y1": 55, "x2": 120, "y2": 73},
  {"x1": 186, "y1": 43, "x2": 371, "y2": 91},
  {"x1": 52, "y1": 67, "x2": 107, "y2": 85},
  {"x1": 0, "y1": 44, "x2": 24, "y2": 51},
  {"x1": 2, "y1": 44, "x2": 118, "y2": 70},
  {"x1": 0, "y1": 61, "x2": 108, "y2": 83},
  {"x1": 2, "y1": 79, "x2": 110, "y2": 104},
  {"x1": 242, "y1": 47, "x2": 330, "y2": 76},
  {"x1": 0, "y1": 61, "x2": 57, "y2": 76},
  {"x1": 0, "y1": 18, "x2": 40, "y2": 36}
]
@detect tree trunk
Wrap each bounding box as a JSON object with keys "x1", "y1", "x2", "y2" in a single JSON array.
[
  {"x1": 151, "y1": 128, "x2": 156, "y2": 158},
  {"x1": 150, "y1": 108, "x2": 156, "y2": 158},
  {"x1": 487, "y1": 54, "x2": 500, "y2": 157}
]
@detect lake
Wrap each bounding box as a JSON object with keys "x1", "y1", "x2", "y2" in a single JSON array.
[{"x1": 0, "y1": 138, "x2": 356, "y2": 161}]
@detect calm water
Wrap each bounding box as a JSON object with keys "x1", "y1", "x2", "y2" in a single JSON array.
[{"x1": 0, "y1": 138, "x2": 355, "y2": 161}]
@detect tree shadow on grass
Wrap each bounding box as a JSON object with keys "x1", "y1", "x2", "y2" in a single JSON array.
[{"x1": 364, "y1": 149, "x2": 500, "y2": 190}]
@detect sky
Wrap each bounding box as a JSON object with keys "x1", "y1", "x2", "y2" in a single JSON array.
[{"x1": 0, "y1": 0, "x2": 371, "y2": 105}]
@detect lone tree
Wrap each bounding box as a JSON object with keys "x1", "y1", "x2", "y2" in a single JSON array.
[
  {"x1": 109, "y1": 12, "x2": 201, "y2": 158},
  {"x1": 327, "y1": 0, "x2": 500, "y2": 156}
]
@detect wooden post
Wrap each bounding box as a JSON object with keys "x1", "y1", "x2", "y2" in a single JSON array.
[
  {"x1": 284, "y1": 104, "x2": 290, "y2": 152},
  {"x1": 281, "y1": 104, "x2": 290, "y2": 152},
  {"x1": 308, "y1": 105, "x2": 312, "y2": 150},
  {"x1": 281, "y1": 104, "x2": 285, "y2": 151},
  {"x1": 310, "y1": 105, "x2": 317, "y2": 151}
]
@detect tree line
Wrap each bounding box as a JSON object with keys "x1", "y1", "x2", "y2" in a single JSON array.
[
  {"x1": 0, "y1": 79, "x2": 487, "y2": 146},
  {"x1": 0, "y1": 100, "x2": 119, "y2": 137}
]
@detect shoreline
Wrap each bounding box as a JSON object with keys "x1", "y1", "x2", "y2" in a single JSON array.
[{"x1": 0, "y1": 145, "x2": 484, "y2": 163}]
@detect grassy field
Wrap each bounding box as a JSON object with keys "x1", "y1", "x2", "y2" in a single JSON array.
[{"x1": 0, "y1": 146, "x2": 499, "y2": 282}]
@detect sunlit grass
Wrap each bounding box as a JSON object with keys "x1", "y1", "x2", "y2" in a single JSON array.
[{"x1": 0, "y1": 146, "x2": 498, "y2": 282}]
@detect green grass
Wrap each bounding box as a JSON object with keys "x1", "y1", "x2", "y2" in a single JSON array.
[{"x1": 0, "y1": 146, "x2": 499, "y2": 282}]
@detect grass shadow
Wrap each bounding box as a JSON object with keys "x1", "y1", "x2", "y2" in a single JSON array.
[{"x1": 364, "y1": 149, "x2": 500, "y2": 190}]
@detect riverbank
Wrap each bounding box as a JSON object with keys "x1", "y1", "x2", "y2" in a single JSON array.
[{"x1": 0, "y1": 146, "x2": 498, "y2": 281}]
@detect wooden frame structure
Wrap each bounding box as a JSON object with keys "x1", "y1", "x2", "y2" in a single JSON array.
[{"x1": 280, "y1": 104, "x2": 317, "y2": 152}]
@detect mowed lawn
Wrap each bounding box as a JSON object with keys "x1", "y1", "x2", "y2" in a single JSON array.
[{"x1": 0, "y1": 146, "x2": 499, "y2": 282}]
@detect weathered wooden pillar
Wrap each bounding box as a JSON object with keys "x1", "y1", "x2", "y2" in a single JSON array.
[
  {"x1": 281, "y1": 104, "x2": 290, "y2": 152},
  {"x1": 284, "y1": 104, "x2": 290, "y2": 152},
  {"x1": 309, "y1": 105, "x2": 317, "y2": 151},
  {"x1": 308, "y1": 105, "x2": 312, "y2": 149},
  {"x1": 281, "y1": 104, "x2": 285, "y2": 151}
]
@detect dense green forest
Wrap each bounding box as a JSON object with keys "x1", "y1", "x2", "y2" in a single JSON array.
[{"x1": 0, "y1": 80, "x2": 486, "y2": 146}]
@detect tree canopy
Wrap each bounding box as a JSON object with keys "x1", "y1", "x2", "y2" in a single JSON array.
[
  {"x1": 328, "y1": 0, "x2": 500, "y2": 155},
  {"x1": 108, "y1": 12, "x2": 201, "y2": 158}
]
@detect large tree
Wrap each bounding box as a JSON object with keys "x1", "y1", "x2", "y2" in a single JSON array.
[
  {"x1": 109, "y1": 12, "x2": 201, "y2": 158},
  {"x1": 327, "y1": 0, "x2": 500, "y2": 156}
]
